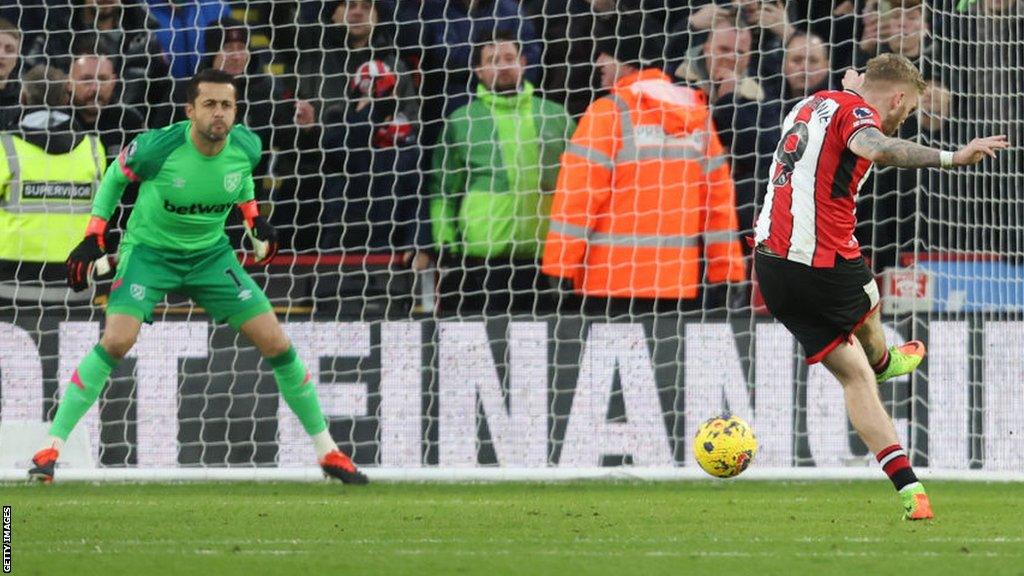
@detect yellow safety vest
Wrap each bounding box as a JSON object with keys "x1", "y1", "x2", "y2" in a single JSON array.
[{"x1": 0, "y1": 133, "x2": 105, "y2": 262}]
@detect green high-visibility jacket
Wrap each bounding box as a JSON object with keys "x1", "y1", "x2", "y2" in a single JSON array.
[{"x1": 429, "y1": 82, "x2": 575, "y2": 259}]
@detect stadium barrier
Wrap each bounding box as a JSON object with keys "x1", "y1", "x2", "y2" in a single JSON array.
[{"x1": 0, "y1": 311, "x2": 1021, "y2": 481}]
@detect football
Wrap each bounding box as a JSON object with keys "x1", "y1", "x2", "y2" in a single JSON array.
[{"x1": 693, "y1": 415, "x2": 758, "y2": 478}]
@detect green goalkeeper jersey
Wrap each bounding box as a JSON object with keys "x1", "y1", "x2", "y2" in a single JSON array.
[{"x1": 92, "y1": 120, "x2": 261, "y2": 251}]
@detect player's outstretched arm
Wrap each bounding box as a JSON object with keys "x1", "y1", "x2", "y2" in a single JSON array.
[{"x1": 850, "y1": 127, "x2": 1009, "y2": 169}]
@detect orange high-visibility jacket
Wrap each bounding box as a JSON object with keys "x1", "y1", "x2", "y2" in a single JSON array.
[{"x1": 542, "y1": 69, "x2": 746, "y2": 299}]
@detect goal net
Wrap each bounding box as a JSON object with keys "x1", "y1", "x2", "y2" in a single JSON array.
[{"x1": 0, "y1": 0, "x2": 1021, "y2": 480}]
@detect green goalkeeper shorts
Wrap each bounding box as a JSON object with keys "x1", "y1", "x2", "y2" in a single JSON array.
[{"x1": 106, "y1": 239, "x2": 272, "y2": 329}]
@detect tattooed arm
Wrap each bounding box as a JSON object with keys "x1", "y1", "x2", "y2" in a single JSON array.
[
  {"x1": 848, "y1": 127, "x2": 940, "y2": 167},
  {"x1": 850, "y1": 127, "x2": 1010, "y2": 168}
]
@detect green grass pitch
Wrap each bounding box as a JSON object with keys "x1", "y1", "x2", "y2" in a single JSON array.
[{"x1": 3, "y1": 480, "x2": 1023, "y2": 575}]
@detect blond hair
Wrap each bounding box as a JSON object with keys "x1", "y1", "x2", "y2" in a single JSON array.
[{"x1": 864, "y1": 53, "x2": 926, "y2": 93}]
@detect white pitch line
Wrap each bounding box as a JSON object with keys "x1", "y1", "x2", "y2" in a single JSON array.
[
  {"x1": 19, "y1": 543, "x2": 1024, "y2": 560},
  {"x1": 21, "y1": 534, "x2": 1024, "y2": 549}
]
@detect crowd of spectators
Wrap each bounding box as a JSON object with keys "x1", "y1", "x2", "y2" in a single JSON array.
[{"x1": 0, "y1": 0, "x2": 1015, "y2": 315}]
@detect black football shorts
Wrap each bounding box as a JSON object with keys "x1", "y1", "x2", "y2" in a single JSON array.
[{"x1": 754, "y1": 247, "x2": 879, "y2": 364}]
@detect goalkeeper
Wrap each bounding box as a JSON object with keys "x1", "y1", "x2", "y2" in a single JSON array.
[{"x1": 29, "y1": 69, "x2": 367, "y2": 485}]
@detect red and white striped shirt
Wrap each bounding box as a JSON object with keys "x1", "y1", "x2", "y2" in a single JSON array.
[{"x1": 754, "y1": 90, "x2": 882, "y2": 268}]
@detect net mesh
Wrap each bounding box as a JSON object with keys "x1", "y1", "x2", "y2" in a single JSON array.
[{"x1": 0, "y1": 0, "x2": 1021, "y2": 475}]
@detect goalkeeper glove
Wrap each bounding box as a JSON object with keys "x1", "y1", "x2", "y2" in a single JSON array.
[
  {"x1": 239, "y1": 201, "x2": 278, "y2": 264},
  {"x1": 66, "y1": 216, "x2": 108, "y2": 292}
]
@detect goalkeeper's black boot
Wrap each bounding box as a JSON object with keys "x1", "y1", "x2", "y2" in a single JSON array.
[
  {"x1": 320, "y1": 450, "x2": 369, "y2": 485},
  {"x1": 28, "y1": 447, "x2": 59, "y2": 484}
]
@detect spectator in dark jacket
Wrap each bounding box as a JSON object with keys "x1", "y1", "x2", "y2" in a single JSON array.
[
  {"x1": 786, "y1": 0, "x2": 857, "y2": 72},
  {"x1": 780, "y1": 32, "x2": 832, "y2": 113},
  {"x1": 314, "y1": 1, "x2": 425, "y2": 254},
  {"x1": 736, "y1": 0, "x2": 791, "y2": 92},
  {"x1": 299, "y1": 0, "x2": 424, "y2": 71},
  {"x1": 675, "y1": 15, "x2": 781, "y2": 239},
  {"x1": 296, "y1": 1, "x2": 416, "y2": 118},
  {"x1": 23, "y1": 1, "x2": 173, "y2": 126},
  {"x1": 24, "y1": 0, "x2": 166, "y2": 76},
  {"x1": 67, "y1": 53, "x2": 145, "y2": 164},
  {"x1": 72, "y1": 1, "x2": 170, "y2": 124},
  {"x1": 854, "y1": 0, "x2": 931, "y2": 69},
  {"x1": 666, "y1": 1, "x2": 792, "y2": 89},
  {"x1": 284, "y1": 0, "x2": 423, "y2": 251}
]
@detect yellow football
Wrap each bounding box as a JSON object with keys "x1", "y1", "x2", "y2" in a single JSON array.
[{"x1": 693, "y1": 415, "x2": 758, "y2": 478}]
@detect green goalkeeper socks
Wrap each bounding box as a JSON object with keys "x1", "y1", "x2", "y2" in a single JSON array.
[
  {"x1": 268, "y1": 346, "x2": 328, "y2": 436},
  {"x1": 50, "y1": 345, "x2": 327, "y2": 445},
  {"x1": 49, "y1": 344, "x2": 118, "y2": 441}
]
